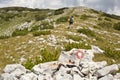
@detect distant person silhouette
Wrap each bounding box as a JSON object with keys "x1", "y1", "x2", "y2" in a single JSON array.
[{"x1": 68, "y1": 16, "x2": 74, "y2": 29}]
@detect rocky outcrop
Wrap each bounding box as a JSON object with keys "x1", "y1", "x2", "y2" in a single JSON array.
[{"x1": 0, "y1": 47, "x2": 120, "y2": 80}]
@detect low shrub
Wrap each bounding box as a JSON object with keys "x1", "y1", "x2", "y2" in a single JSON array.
[
  {"x1": 77, "y1": 28, "x2": 95, "y2": 37},
  {"x1": 64, "y1": 42, "x2": 91, "y2": 51},
  {"x1": 98, "y1": 17, "x2": 102, "y2": 21},
  {"x1": 66, "y1": 35, "x2": 82, "y2": 41},
  {"x1": 56, "y1": 16, "x2": 68, "y2": 23},
  {"x1": 80, "y1": 14, "x2": 91, "y2": 20},
  {"x1": 98, "y1": 21, "x2": 113, "y2": 29},
  {"x1": 31, "y1": 25, "x2": 40, "y2": 31},
  {"x1": 101, "y1": 12, "x2": 120, "y2": 20},
  {"x1": 104, "y1": 17, "x2": 111, "y2": 21},
  {"x1": 23, "y1": 48, "x2": 60, "y2": 70},
  {"x1": 113, "y1": 22, "x2": 120, "y2": 31},
  {"x1": 56, "y1": 16, "x2": 68, "y2": 24},
  {"x1": 54, "y1": 8, "x2": 65, "y2": 15},
  {"x1": 23, "y1": 59, "x2": 34, "y2": 70},
  {"x1": 12, "y1": 28, "x2": 29, "y2": 36},
  {"x1": 90, "y1": 9, "x2": 99, "y2": 14},
  {"x1": 103, "y1": 47, "x2": 120, "y2": 60},
  {"x1": 33, "y1": 30, "x2": 51, "y2": 36},
  {"x1": 34, "y1": 14, "x2": 47, "y2": 21},
  {"x1": 0, "y1": 35, "x2": 10, "y2": 39},
  {"x1": 40, "y1": 21, "x2": 54, "y2": 30}
]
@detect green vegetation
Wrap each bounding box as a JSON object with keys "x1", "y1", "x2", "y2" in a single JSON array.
[
  {"x1": 40, "y1": 21, "x2": 54, "y2": 30},
  {"x1": 0, "y1": 35, "x2": 10, "y2": 39},
  {"x1": 66, "y1": 35, "x2": 82, "y2": 41},
  {"x1": 64, "y1": 42, "x2": 91, "y2": 51},
  {"x1": 12, "y1": 28, "x2": 29, "y2": 36},
  {"x1": 93, "y1": 54, "x2": 113, "y2": 65},
  {"x1": 34, "y1": 14, "x2": 48, "y2": 21},
  {"x1": 23, "y1": 48, "x2": 60, "y2": 70},
  {"x1": 77, "y1": 28, "x2": 95, "y2": 37},
  {"x1": 0, "y1": 7, "x2": 120, "y2": 72},
  {"x1": 104, "y1": 47, "x2": 120, "y2": 62},
  {"x1": 113, "y1": 22, "x2": 120, "y2": 31},
  {"x1": 98, "y1": 21, "x2": 113, "y2": 29},
  {"x1": 31, "y1": 25, "x2": 40, "y2": 31},
  {"x1": 104, "y1": 17, "x2": 111, "y2": 21},
  {"x1": 33, "y1": 30, "x2": 51, "y2": 36},
  {"x1": 101, "y1": 12, "x2": 120, "y2": 20},
  {"x1": 56, "y1": 16, "x2": 68, "y2": 24},
  {"x1": 80, "y1": 14, "x2": 92, "y2": 20},
  {"x1": 89, "y1": 9, "x2": 100, "y2": 14},
  {"x1": 54, "y1": 8, "x2": 65, "y2": 15},
  {"x1": 97, "y1": 17, "x2": 103, "y2": 21}
]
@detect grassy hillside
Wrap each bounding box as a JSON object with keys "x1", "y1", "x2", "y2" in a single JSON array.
[{"x1": 0, "y1": 7, "x2": 120, "y2": 72}]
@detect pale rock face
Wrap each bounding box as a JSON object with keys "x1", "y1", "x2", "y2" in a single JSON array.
[
  {"x1": 96, "y1": 64, "x2": 119, "y2": 77},
  {"x1": 3, "y1": 64, "x2": 26, "y2": 74},
  {"x1": 99, "y1": 74, "x2": 114, "y2": 80},
  {"x1": 91, "y1": 45, "x2": 104, "y2": 53},
  {"x1": 32, "y1": 61, "x2": 59, "y2": 75},
  {"x1": 114, "y1": 73, "x2": 120, "y2": 79},
  {"x1": 20, "y1": 73, "x2": 38, "y2": 80},
  {"x1": 1, "y1": 73, "x2": 18, "y2": 80}
]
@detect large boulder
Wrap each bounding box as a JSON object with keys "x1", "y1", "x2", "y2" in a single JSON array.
[
  {"x1": 3, "y1": 64, "x2": 26, "y2": 73},
  {"x1": 32, "y1": 61, "x2": 59, "y2": 75},
  {"x1": 20, "y1": 72, "x2": 38, "y2": 80},
  {"x1": 96, "y1": 64, "x2": 119, "y2": 77},
  {"x1": 99, "y1": 74, "x2": 114, "y2": 80},
  {"x1": 114, "y1": 73, "x2": 120, "y2": 79},
  {"x1": 1, "y1": 73, "x2": 18, "y2": 80},
  {"x1": 38, "y1": 74, "x2": 53, "y2": 80}
]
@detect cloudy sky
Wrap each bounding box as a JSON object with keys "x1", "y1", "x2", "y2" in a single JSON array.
[{"x1": 0, "y1": 0, "x2": 120, "y2": 15}]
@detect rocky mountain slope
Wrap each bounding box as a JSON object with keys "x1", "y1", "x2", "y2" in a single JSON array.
[{"x1": 0, "y1": 6, "x2": 120, "y2": 76}]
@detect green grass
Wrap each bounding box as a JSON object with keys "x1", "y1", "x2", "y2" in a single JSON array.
[
  {"x1": 77, "y1": 28, "x2": 96, "y2": 37},
  {"x1": 64, "y1": 42, "x2": 91, "y2": 51},
  {"x1": 40, "y1": 21, "x2": 54, "y2": 30},
  {"x1": 33, "y1": 30, "x2": 51, "y2": 36},
  {"x1": 113, "y1": 22, "x2": 120, "y2": 31},
  {"x1": 66, "y1": 35, "x2": 82, "y2": 41},
  {"x1": 56, "y1": 16, "x2": 68, "y2": 24},
  {"x1": 93, "y1": 54, "x2": 114, "y2": 65},
  {"x1": 80, "y1": 14, "x2": 92, "y2": 20},
  {"x1": 54, "y1": 8, "x2": 65, "y2": 15},
  {"x1": 0, "y1": 35, "x2": 10, "y2": 39},
  {"x1": 12, "y1": 28, "x2": 29, "y2": 36},
  {"x1": 98, "y1": 21, "x2": 113, "y2": 29},
  {"x1": 23, "y1": 48, "x2": 60, "y2": 70}
]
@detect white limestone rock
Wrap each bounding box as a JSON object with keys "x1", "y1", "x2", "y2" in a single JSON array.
[
  {"x1": 20, "y1": 73, "x2": 38, "y2": 80},
  {"x1": 114, "y1": 73, "x2": 120, "y2": 79},
  {"x1": 10, "y1": 68, "x2": 26, "y2": 78},
  {"x1": 96, "y1": 64, "x2": 119, "y2": 77},
  {"x1": 3, "y1": 64, "x2": 26, "y2": 73},
  {"x1": 32, "y1": 61, "x2": 59, "y2": 75},
  {"x1": 1, "y1": 73, "x2": 18, "y2": 80},
  {"x1": 99, "y1": 74, "x2": 114, "y2": 80}
]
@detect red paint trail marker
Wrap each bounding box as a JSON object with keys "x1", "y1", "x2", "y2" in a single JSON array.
[{"x1": 75, "y1": 50, "x2": 84, "y2": 59}]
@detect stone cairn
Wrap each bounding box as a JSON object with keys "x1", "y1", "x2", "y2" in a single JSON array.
[{"x1": 0, "y1": 46, "x2": 120, "y2": 80}]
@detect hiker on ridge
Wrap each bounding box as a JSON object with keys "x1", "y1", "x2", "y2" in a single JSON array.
[{"x1": 68, "y1": 16, "x2": 74, "y2": 29}]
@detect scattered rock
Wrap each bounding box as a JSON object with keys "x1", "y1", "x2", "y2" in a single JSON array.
[
  {"x1": 3, "y1": 64, "x2": 26, "y2": 74},
  {"x1": 96, "y1": 64, "x2": 119, "y2": 77},
  {"x1": 20, "y1": 73, "x2": 38, "y2": 80},
  {"x1": 99, "y1": 74, "x2": 114, "y2": 80},
  {"x1": 114, "y1": 73, "x2": 120, "y2": 79},
  {"x1": 1, "y1": 47, "x2": 120, "y2": 80}
]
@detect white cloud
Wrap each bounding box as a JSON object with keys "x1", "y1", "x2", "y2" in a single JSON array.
[{"x1": 0, "y1": 0, "x2": 120, "y2": 15}]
